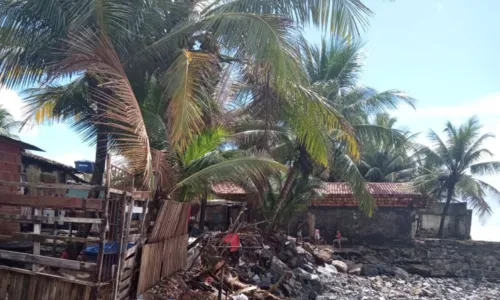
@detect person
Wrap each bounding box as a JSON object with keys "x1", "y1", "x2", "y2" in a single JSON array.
[
  {"x1": 297, "y1": 222, "x2": 304, "y2": 244},
  {"x1": 314, "y1": 228, "x2": 321, "y2": 246},
  {"x1": 334, "y1": 230, "x2": 342, "y2": 250}
]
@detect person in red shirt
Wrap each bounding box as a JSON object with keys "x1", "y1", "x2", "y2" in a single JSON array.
[{"x1": 334, "y1": 230, "x2": 342, "y2": 250}]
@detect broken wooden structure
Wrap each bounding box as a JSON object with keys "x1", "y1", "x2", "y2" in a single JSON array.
[{"x1": 0, "y1": 155, "x2": 153, "y2": 300}]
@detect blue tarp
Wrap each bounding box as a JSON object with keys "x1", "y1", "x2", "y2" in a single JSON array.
[{"x1": 83, "y1": 242, "x2": 135, "y2": 255}]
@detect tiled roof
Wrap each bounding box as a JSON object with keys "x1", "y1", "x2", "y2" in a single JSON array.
[
  {"x1": 212, "y1": 183, "x2": 246, "y2": 194},
  {"x1": 320, "y1": 182, "x2": 420, "y2": 196},
  {"x1": 213, "y1": 182, "x2": 421, "y2": 196}
]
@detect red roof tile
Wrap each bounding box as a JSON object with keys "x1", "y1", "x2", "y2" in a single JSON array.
[
  {"x1": 320, "y1": 182, "x2": 420, "y2": 196},
  {"x1": 212, "y1": 183, "x2": 246, "y2": 194},
  {"x1": 213, "y1": 182, "x2": 420, "y2": 196}
]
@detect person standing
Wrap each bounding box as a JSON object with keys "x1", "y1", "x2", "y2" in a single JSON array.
[
  {"x1": 314, "y1": 228, "x2": 321, "y2": 246},
  {"x1": 297, "y1": 222, "x2": 304, "y2": 244},
  {"x1": 334, "y1": 230, "x2": 342, "y2": 250}
]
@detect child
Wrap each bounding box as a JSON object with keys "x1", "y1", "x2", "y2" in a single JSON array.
[
  {"x1": 334, "y1": 230, "x2": 342, "y2": 250},
  {"x1": 314, "y1": 228, "x2": 321, "y2": 246},
  {"x1": 297, "y1": 222, "x2": 303, "y2": 244}
]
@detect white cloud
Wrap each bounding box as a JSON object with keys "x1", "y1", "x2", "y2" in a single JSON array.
[
  {"x1": 0, "y1": 88, "x2": 23, "y2": 120},
  {"x1": 0, "y1": 88, "x2": 38, "y2": 137}
]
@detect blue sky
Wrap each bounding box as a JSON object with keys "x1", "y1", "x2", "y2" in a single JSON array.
[{"x1": 1, "y1": 0, "x2": 499, "y2": 240}]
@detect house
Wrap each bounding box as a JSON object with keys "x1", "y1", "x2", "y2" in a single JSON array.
[
  {"x1": 0, "y1": 135, "x2": 43, "y2": 234},
  {"x1": 213, "y1": 182, "x2": 437, "y2": 245},
  {"x1": 21, "y1": 151, "x2": 87, "y2": 187}
]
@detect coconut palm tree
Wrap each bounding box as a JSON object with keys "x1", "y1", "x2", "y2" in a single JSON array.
[
  {"x1": 0, "y1": 105, "x2": 20, "y2": 137},
  {"x1": 1, "y1": 0, "x2": 374, "y2": 189},
  {"x1": 357, "y1": 114, "x2": 418, "y2": 182},
  {"x1": 414, "y1": 117, "x2": 500, "y2": 238}
]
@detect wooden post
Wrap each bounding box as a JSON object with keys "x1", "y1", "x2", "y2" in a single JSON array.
[
  {"x1": 32, "y1": 208, "x2": 41, "y2": 271},
  {"x1": 139, "y1": 199, "x2": 150, "y2": 242},
  {"x1": 96, "y1": 154, "x2": 112, "y2": 292},
  {"x1": 112, "y1": 192, "x2": 128, "y2": 300}
]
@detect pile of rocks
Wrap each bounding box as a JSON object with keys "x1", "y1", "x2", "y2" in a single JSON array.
[{"x1": 318, "y1": 274, "x2": 500, "y2": 300}]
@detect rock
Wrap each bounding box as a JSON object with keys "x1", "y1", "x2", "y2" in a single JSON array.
[
  {"x1": 303, "y1": 263, "x2": 315, "y2": 273},
  {"x1": 407, "y1": 264, "x2": 431, "y2": 277},
  {"x1": 315, "y1": 249, "x2": 333, "y2": 264},
  {"x1": 284, "y1": 240, "x2": 298, "y2": 255},
  {"x1": 361, "y1": 264, "x2": 380, "y2": 277},
  {"x1": 364, "y1": 255, "x2": 380, "y2": 264},
  {"x1": 303, "y1": 242, "x2": 315, "y2": 254},
  {"x1": 296, "y1": 246, "x2": 306, "y2": 255},
  {"x1": 317, "y1": 264, "x2": 338, "y2": 277},
  {"x1": 331, "y1": 260, "x2": 348, "y2": 273},
  {"x1": 294, "y1": 268, "x2": 314, "y2": 281},
  {"x1": 348, "y1": 264, "x2": 362, "y2": 275},
  {"x1": 393, "y1": 267, "x2": 409, "y2": 281},
  {"x1": 270, "y1": 256, "x2": 291, "y2": 277}
]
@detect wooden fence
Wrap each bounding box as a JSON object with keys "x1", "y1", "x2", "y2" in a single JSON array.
[
  {"x1": 137, "y1": 200, "x2": 190, "y2": 294},
  {"x1": 0, "y1": 157, "x2": 151, "y2": 300}
]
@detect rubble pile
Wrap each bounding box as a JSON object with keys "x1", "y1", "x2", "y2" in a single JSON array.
[{"x1": 140, "y1": 224, "x2": 500, "y2": 300}]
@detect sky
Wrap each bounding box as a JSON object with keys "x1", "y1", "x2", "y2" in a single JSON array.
[{"x1": 0, "y1": 0, "x2": 499, "y2": 240}]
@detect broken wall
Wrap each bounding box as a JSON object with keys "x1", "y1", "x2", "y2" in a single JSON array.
[{"x1": 417, "y1": 203, "x2": 472, "y2": 239}]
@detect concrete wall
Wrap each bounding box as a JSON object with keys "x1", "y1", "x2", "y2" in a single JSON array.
[
  {"x1": 287, "y1": 207, "x2": 416, "y2": 246},
  {"x1": 0, "y1": 140, "x2": 22, "y2": 234},
  {"x1": 417, "y1": 203, "x2": 472, "y2": 239}
]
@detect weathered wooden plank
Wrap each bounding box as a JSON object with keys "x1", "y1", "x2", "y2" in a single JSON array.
[
  {"x1": 124, "y1": 244, "x2": 137, "y2": 259},
  {"x1": 108, "y1": 188, "x2": 132, "y2": 197},
  {"x1": 137, "y1": 242, "x2": 163, "y2": 293},
  {"x1": 0, "y1": 213, "x2": 103, "y2": 224},
  {"x1": 118, "y1": 275, "x2": 132, "y2": 290},
  {"x1": 70, "y1": 284, "x2": 80, "y2": 300},
  {"x1": 85, "y1": 198, "x2": 103, "y2": 210},
  {"x1": 0, "y1": 270, "x2": 10, "y2": 299},
  {"x1": 0, "y1": 265, "x2": 99, "y2": 287},
  {"x1": 27, "y1": 274, "x2": 38, "y2": 300},
  {"x1": 118, "y1": 285, "x2": 131, "y2": 300},
  {"x1": 0, "y1": 250, "x2": 97, "y2": 272},
  {"x1": 120, "y1": 268, "x2": 133, "y2": 282},
  {"x1": 83, "y1": 286, "x2": 92, "y2": 300},
  {"x1": 0, "y1": 179, "x2": 106, "y2": 191},
  {"x1": 0, "y1": 191, "x2": 89, "y2": 209},
  {"x1": 11, "y1": 232, "x2": 100, "y2": 243},
  {"x1": 132, "y1": 190, "x2": 150, "y2": 200}
]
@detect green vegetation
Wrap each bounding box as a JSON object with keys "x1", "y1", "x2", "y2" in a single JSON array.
[{"x1": 0, "y1": 0, "x2": 498, "y2": 236}]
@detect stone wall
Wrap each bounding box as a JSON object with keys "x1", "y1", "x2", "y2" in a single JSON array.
[
  {"x1": 367, "y1": 239, "x2": 500, "y2": 281},
  {"x1": 287, "y1": 207, "x2": 416, "y2": 245},
  {"x1": 416, "y1": 203, "x2": 472, "y2": 239}
]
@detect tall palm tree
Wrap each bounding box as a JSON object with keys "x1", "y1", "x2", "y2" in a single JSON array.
[
  {"x1": 0, "y1": 105, "x2": 20, "y2": 137},
  {"x1": 1, "y1": 0, "x2": 374, "y2": 189},
  {"x1": 414, "y1": 117, "x2": 500, "y2": 238}
]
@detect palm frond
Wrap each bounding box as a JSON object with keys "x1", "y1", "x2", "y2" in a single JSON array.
[
  {"x1": 329, "y1": 150, "x2": 374, "y2": 215},
  {"x1": 181, "y1": 127, "x2": 230, "y2": 165},
  {"x1": 470, "y1": 161, "x2": 500, "y2": 176},
  {"x1": 456, "y1": 175, "x2": 492, "y2": 219},
  {"x1": 205, "y1": 0, "x2": 372, "y2": 38},
  {"x1": 176, "y1": 155, "x2": 287, "y2": 190},
  {"x1": 164, "y1": 50, "x2": 219, "y2": 152},
  {"x1": 53, "y1": 28, "x2": 153, "y2": 187}
]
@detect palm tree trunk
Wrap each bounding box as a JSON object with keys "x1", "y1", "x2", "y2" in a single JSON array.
[
  {"x1": 438, "y1": 186, "x2": 454, "y2": 238},
  {"x1": 199, "y1": 191, "x2": 208, "y2": 231},
  {"x1": 67, "y1": 77, "x2": 108, "y2": 259},
  {"x1": 269, "y1": 164, "x2": 300, "y2": 232}
]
